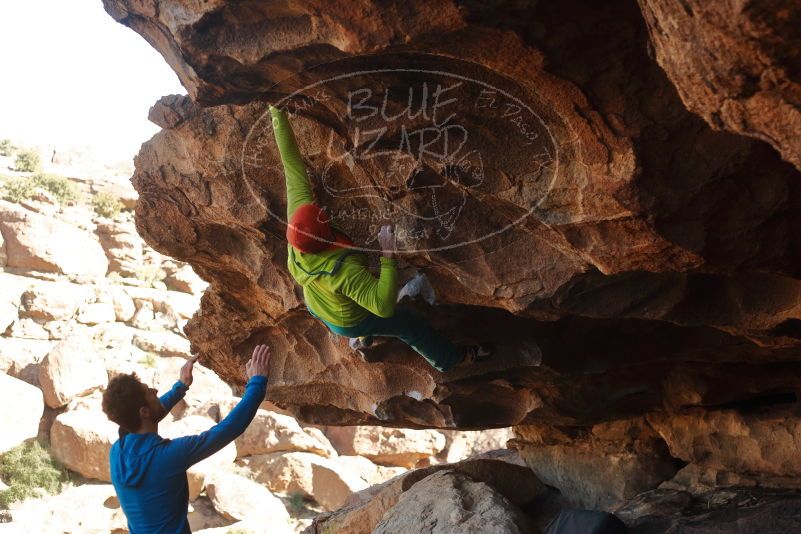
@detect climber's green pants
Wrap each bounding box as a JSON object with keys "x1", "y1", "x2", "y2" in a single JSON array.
[{"x1": 316, "y1": 307, "x2": 465, "y2": 372}]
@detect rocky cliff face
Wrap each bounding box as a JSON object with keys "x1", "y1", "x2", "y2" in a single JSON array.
[{"x1": 103, "y1": 0, "x2": 801, "y2": 524}]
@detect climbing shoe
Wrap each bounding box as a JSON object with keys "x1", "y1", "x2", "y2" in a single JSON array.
[
  {"x1": 461, "y1": 343, "x2": 494, "y2": 365},
  {"x1": 348, "y1": 336, "x2": 374, "y2": 351}
]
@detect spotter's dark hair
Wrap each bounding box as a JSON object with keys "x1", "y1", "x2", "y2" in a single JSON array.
[{"x1": 102, "y1": 373, "x2": 148, "y2": 433}]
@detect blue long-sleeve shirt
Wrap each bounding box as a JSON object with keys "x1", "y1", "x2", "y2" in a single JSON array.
[{"x1": 109, "y1": 376, "x2": 268, "y2": 533}]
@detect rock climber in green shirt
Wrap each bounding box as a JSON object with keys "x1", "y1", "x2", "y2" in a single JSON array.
[{"x1": 269, "y1": 105, "x2": 492, "y2": 372}]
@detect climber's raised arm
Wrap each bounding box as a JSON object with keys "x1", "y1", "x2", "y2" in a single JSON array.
[
  {"x1": 338, "y1": 256, "x2": 398, "y2": 318},
  {"x1": 336, "y1": 224, "x2": 398, "y2": 317},
  {"x1": 269, "y1": 105, "x2": 314, "y2": 219}
]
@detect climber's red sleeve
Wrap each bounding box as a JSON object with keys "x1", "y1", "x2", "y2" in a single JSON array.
[{"x1": 270, "y1": 105, "x2": 314, "y2": 219}]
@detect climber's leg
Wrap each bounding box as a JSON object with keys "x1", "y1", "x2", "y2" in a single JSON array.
[
  {"x1": 312, "y1": 304, "x2": 471, "y2": 371},
  {"x1": 346, "y1": 307, "x2": 466, "y2": 372}
]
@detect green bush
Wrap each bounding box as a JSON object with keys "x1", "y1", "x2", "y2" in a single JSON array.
[
  {"x1": 31, "y1": 173, "x2": 80, "y2": 204},
  {"x1": 135, "y1": 263, "x2": 167, "y2": 287},
  {"x1": 13, "y1": 150, "x2": 41, "y2": 173},
  {"x1": 91, "y1": 191, "x2": 124, "y2": 219},
  {"x1": 0, "y1": 175, "x2": 37, "y2": 203},
  {"x1": 0, "y1": 441, "x2": 69, "y2": 508},
  {"x1": 0, "y1": 174, "x2": 79, "y2": 205},
  {"x1": 0, "y1": 139, "x2": 14, "y2": 157},
  {"x1": 287, "y1": 491, "x2": 308, "y2": 515}
]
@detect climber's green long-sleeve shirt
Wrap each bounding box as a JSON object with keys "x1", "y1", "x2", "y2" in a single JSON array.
[{"x1": 270, "y1": 105, "x2": 398, "y2": 327}]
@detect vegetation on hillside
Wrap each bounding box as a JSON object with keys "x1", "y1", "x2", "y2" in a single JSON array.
[
  {"x1": 0, "y1": 139, "x2": 15, "y2": 157},
  {"x1": 13, "y1": 150, "x2": 41, "y2": 173},
  {"x1": 0, "y1": 173, "x2": 80, "y2": 205},
  {"x1": 0, "y1": 441, "x2": 69, "y2": 508},
  {"x1": 91, "y1": 191, "x2": 124, "y2": 218}
]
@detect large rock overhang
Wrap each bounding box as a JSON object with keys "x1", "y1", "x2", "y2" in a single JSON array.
[{"x1": 105, "y1": 0, "x2": 801, "y2": 429}]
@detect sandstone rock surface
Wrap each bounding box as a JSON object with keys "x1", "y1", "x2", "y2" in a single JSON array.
[
  {"x1": 306, "y1": 452, "x2": 543, "y2": 533},
  {"x1": 18, "y1": 284, "x2": 92, "y2": 321},
  {"x1": 441, "y1": 428, "x2": 514, "y2": 463},
  {"x1": 0, "y1": 372, "x2": 44, "y2": 453},
  {"x1": 38, "y1": 335, "x2": 107, "y2": 408},
  {"x1": 205, "y1": 471, "x2": 290, "y2": 524},
  {"x1": 235, "y1": 408, "x2": 337, "y2": 459},
  {"x1": 50, "y1": 410, "x2": 119, "y2": 481},
  {"x1": 513, "y1": 418, "x2": 680, "y2": 510},
  {"x1": 649, "y1": 407, "x2": 801, "y2": 480},
  {"x1": 237, "y1": 451, "x2": 367, "y2": 511},
  {"x1": 0, "y1": 200, "x2": 108, "y2": 277},
  {"x1": 638, "y1": 0, "x2": 801, "y2": 170},
  {"x1": 374, "y1": 470, "x2": 532, "y2": 534},
  {"x1": 0, "y1": 337, "x2": 52, "y2": 384},
  {"x1": 102, "y1": 0, "x2": 801, "y2": 436},
  {"x1": 101, "y1": 2, "x2": 801, "y2": 530},
  {"x1": 3, "y1": 483, "x2": 128, "y2": 533},
  {"x1": 95, "y1": 219, "x2": 143, "y2": 276},
  {"x1": 325, "y1": 426, "x2": 445, "y2": 467}
]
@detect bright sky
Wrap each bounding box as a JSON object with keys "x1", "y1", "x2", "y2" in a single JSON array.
[{"x1": 0, "y1": 0, "x2": 186, "y2": 163}]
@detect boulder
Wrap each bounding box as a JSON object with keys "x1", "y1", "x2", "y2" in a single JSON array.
[
  {"x1": 236, "y1": 451, "x2": 367, "y2": 511},
  {"x1": 235, "y1": 408, "x2": 337, "y2": 458},
  {"x1": 374, "y1": 470, "x2": 532, "y2": 534},
  {"x1": 307, "y1": 452, "x2": 543, "y2": 534},
  {"x1": 0, "y1": 200, "x2": 108, "y2": 277},
  {"x1": 160, "y1": 415, "x2": 238, "y2": 499},
  {"x1": 164, "y1": 263, "x2": 208, "y2": 295},
  {"x1": 325, "y1": 426, "x2": 446, "y2": 467},
  {"x1": 122, "y1": 285, "x2": 200, "y2": 320},
  {"x1": 0, "y1": 300, "x2": 17, "y2": 333},
  {"x1": 50, "y1": 410, "x2": 119, "y2": 481},
  {"x1": 0, "y1": 337, "x2": 52, "y2": 385},
  {"x1": 5, "y1": 482, "x2": 127, "y2": 533},
  {"x1": 105, "y1": 285, "x2": 136, "y2": 321},
  {"x1": 648, "y1": 407, "x2": 801, "y2": 479},
  {"x1": 0, "y1": 373, "x2": 44, "y2": 453},
  {"x1": 89, "y1": 177, "x2": 139, "y2": 210},
  {"x1": 132, "y1": 329, "x2": 191, "y2": 357},
  {"x1": 95, "y1": 219, "x2": 143, "y2": 276},
  {"x1": 18, "y1": 283, "x2": 92, "y2": 321},
  {"x1": 7, "y1": 317, "x2": 50, "y2": 340},
  {"x1": 513, "y1": 419, "x2": 680, "y2": 510},
  {"x1": 38, "y1": 335, "x2": 108, "y2": 408},
  {"x1": 65, "y1": 389, "x2": 105, "y2": 413},
  {"x1": 187, "y1": 496, "x2": 234, "y2": 532},
  {"x1": 205, "y1": 471, "x2": 290, "y2": 523},
  {"x1": 332, "y1": 455, "x2": 407, "y2": 486},
  {"x1": 617, "y1": 488, "x2": 801, "y2": 533},
  {"x1": 195, "y1": 519, "x2": 294, "y2": 534},
  {"x1": 148, "y1": 94, "x2": 198, "y2": 129},
  {"x1": 76, "y1": 301, "x2": 117, "y2": 325},
  {"x1": 42, "y1": 319, "x2": 73, "y2": 340},
  {"x1": 131, "y1": 300, "x2": 157, "y2": 329},
  {"x1": 441, "y1": 428, "x2": 514, "y2": 463}
]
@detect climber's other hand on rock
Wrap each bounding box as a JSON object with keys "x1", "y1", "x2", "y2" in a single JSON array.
[
  {"x1": 378, "y1": 225, "x2": 396, "y2": 258},
  {"x1": 179, "y1": 354, "x2": 200, "y2": 387},
  {"x1": 246, "y1": 344, "x2": 271, "y2": 380}
]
